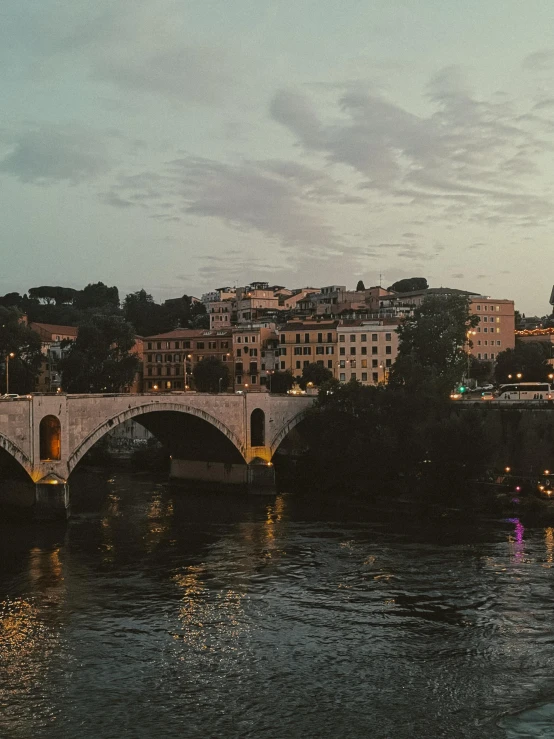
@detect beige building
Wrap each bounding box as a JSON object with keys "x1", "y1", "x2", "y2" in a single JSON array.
[
  {"x1": 232, "y1": 324, "x2": 278, "y2": 392},
  {"x1": 278, "y1": 320, "x2": 339, "y2": 378},
  {"x1": 337, "y1": 322, "x2": 399, "y2": 384},
  {"x1": 207, "y1": 300, "x2": 232, "y2": 330},
  {"x1": 469, "y1": 297, "x2": 515, "y2": 362},
  {"x1": 29, "y1": 322, "x2": 78, "y2": 393}
]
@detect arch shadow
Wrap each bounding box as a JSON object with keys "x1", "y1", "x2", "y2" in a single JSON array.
[
  {"x1": 67, "y1": 402, "x2": 247, "y2": 475},
  {"x1": 269, "y1": 409, "x2": 310, "y2": 459},
  {"x1": 0, "y1": 432, "x2": 33, "y2": 480}
]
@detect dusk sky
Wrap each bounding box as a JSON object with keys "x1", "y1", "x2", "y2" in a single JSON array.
[{"x1": 2, "y1": 0, "x2": 554, "y2": 314}]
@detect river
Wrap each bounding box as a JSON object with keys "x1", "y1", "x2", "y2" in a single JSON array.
[{"x1": 1, "y1": 471, "x2": 554, "y2": 738}]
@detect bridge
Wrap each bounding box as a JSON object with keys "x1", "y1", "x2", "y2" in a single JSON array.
[{"x1": 0, "y1": 392, "x2": 314, "y2": 517}]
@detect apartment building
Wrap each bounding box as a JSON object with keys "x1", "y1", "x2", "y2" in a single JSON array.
[
  {"x1": 143, "y1": 329, "x2": 232, "y2": 391},
  {"x1": 278, "y1": 320, "x2": 339, "y2": 377},
  {"x1": 29, "y1": 322, "x2": 78, "y2": 392},
  {"x1": 337, "y1": 322, "x2": 400, "y2": 384},
  {"x1": 207, "y1": 300, "x2": 232, "y2": 330},
  {"x1": 233, "y1": 324, "x2": 278, "y2": 392},
  {"x1": 469, "y1": 297, "x2": 515, "y2": 362}
]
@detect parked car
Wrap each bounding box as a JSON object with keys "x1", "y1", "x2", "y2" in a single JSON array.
[
  {"x1": 0, "y1": 393, "x2": 19, "y2": 400},
  {"x1": 481, "y1": 384, "x2": 494, "y2": 391},
  {"x1": 481, "y1": 391, "x2": 495, "y2": 400}
]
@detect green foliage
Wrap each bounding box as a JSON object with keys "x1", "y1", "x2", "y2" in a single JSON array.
[
  {"x1": 73, "y1": 282, "x2": 120, "y2": 311},
  {"x1": 60, "y1": 314, "x2": 139, "y2": 392},
  {"x1": 494, "y1": 342, "x2": 551, "y2": 383},
  {"x1": 302, "y1": 379, "x2": 490, "y2": 495},
  {"x1": 28, "y1": 286, "x2": 77, "y2": 305},
  {"x1": 387, "y1": 277, "x2": 428, "y2": 293},
  {"x1": 389, "y1": 294, "x2": 478, "y2": 396},
  {"x1": 0, "y1": 307, "x2": 43, "y2": 393},
  {"x1": 192, "y1": 357, "x2": 230, "y2": 393},
  {"x1": 356, "y1": 280, "x2": 366, "y2": 291},
  {"x1": 469, "y1": 357, "x2": 492, "y2": 384},
  {"x1": 268, "y1": 370, "x2": 294, "y2": 393},
  {"x1": 123, "y1": 292, "x2": 208, "y2": 335},
  {"x1": 298, "y1": 362, "x2": 333, "y2": 389}
]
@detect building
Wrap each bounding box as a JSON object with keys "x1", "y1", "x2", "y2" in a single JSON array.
[
  {"x1": 515, "y1": 327, "x2": 554, "y2": 366},
  {"x1": 232, "y1": 324, "x2": 278, "y2": 392},
  {"x1": 469, "y1": 297, "x2": 515, "y2": 362},
  {"x1": 29, "y1": 322, "x2": 78, "y2": 392},
  {"x1": 278, "y1": 320, "x2": 339, "y2": 378},
  {"x1": 235, "y1": 285, "x2": 280, "y2": 323},
  {"x1": 207, "y1": 300, "x2": 232, "y2": 330},
  {"x1": 337, "y1": 321, "x2": 400, "y2": 384},
  {"x1": 142, "y1": 329, "x2": 232, "y2": 391}
]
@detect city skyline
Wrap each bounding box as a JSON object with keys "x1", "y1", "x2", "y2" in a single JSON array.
[{"x1": 3, "y1": 1, "x2": 554, "y2": 315}]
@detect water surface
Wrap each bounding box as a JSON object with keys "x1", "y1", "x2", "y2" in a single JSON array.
[{"x1": 2, "y1": 473, "x2": 554, "y2": 738}]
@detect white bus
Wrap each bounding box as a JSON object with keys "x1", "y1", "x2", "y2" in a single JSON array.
[{"x1": 497, "y1": 382, "x2": 553, "y2": 401}]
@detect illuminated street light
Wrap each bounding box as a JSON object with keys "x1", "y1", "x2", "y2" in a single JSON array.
[{"x1": 5, "y1": 352, "x2": 15, "y2": 394}]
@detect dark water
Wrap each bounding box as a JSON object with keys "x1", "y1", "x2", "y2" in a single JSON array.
[{"x1": 2, "y1": 474, "x2": 554, "y2": 738}]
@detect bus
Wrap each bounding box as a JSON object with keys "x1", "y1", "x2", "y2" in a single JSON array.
[{"x1": 497, "y1": 382, "x2": 553, "y2": 401}]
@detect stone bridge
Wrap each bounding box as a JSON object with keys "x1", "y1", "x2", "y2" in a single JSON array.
[{"x1": 0, "y1": 392, "x2": 314, "y2": 516}]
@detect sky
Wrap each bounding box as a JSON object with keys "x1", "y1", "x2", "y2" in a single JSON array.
[{"x1": 2, "y1": 0, "x2": 554, "y2": 315}]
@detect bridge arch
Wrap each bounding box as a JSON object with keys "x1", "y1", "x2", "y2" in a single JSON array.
[
  {"x1": 67, "y1": 401, "x2": 247, "y2": 474},
  {"x1": 250, "y1": 408, "x2": 265, "y2": 447},
  {"x1": 40, "y1": 415, "x2": 61, "y2": 461},
  {"x1": 269, "y1": 408, "x2": 310, "y2": 459},
  {"x1": 0, "y1": 432, "x2": 33, "y2": 479}
]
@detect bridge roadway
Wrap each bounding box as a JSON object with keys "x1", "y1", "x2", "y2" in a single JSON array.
[{"x1": 0, "y1": 392, "x2": 314, "y2": 517}]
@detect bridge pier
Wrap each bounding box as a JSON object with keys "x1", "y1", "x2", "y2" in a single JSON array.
[
  {"x1": 169, "y1": 456, "x2": 276, "y2": 494},
  {"x1": 34, "y1": 474, "x2": 70, "y2": 520}
]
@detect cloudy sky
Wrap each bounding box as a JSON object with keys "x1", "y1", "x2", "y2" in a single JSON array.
[{"x1": 2, "y1": 0, "x2": 554, "y2": 314}]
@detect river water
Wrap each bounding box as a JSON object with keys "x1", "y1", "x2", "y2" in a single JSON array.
[{"x1": 2, "y1": 472, "x2": 554, "y2": 738}]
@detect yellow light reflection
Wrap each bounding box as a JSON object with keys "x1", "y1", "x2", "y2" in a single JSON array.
[{"x1": 545, "y1": 527, "x2": 554, "y2": 565}]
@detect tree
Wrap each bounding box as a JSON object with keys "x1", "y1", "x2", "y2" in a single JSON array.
[
  {"x1": 73, "y1": 282, "x2": 120, "y2": 311},
  {"x1": 356, "y1": 280, "x2": 366, "y2": 291},
  {"x1": 388, "y1": 294, "x2": 478, "y2": 395},
  {"x1": 298, "y1": 363, "x2": 333, "y2": 389},
  {"x1": 387, "y1": 277, "x2": 428, "y2": 293},
  {"x1": 60, "y1": 315, "x2": 139, "y2": 392},
  {"x1": 28, "y1": 286, "x2": 77, "y2": 305},
  {"x1": 268, "y1": 370, "x2": 294, "y2": 393},
  {"x1": 494, "y1": 342, "x2": 551, "y2": 384},
  {"x1": 0, "y1": 307, "x2": 42, "y2": 393},
  {"x1": 123, "y1": 290, "x2": 167, "y2": 336},
  {"x1": 469, "y1": 357, "x2": 492, "y2": 384},
  {"x1": 192, "y1": 357, "x2": 229, "y2": 393}
]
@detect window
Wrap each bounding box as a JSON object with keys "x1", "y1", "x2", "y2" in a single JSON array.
[
  {"x1": 316, "y1": 360, "x2": 323, "y2": 366},
  {"x1": 208, "y1": 341, "x2": 216, "y2": 349},
  {"x1": 385, "y1": 333, "x2": 392, "y2": 341},
  {"x1": 361, "y1": 334, "x2": 367, "y2": 342},
  {"x1": 351, "y1": 372, "x2": 357, "y2": 380},
  {"x1": 385, "y1": 346, "x2": 392, "y2": 354},
  {"x1": 305, "y1": 333, "x2": 310, "y2": 343},
  {"x1": 476, "y1": 305, "x2": 481, "y2": 311},
  {"x1": 361, "y1": 346, "x2": 367, "y2": 355},
  {"x1": 184, "y1": 341, "x2": 190, "y2": 349},
  {"x1": 483, "y1": 353, "x2": 488, "y2": 360},
  {"x1": 325, "y1": 346, "x2": 334, "y2": 354},
  {"x1": 236, "y1": 375, "x2": 242, "y2": 384},
  {"x1": 236, "y1": 348, "x2": 242, "y2": 357},
  {"x1": 483, "y1": 316, "x2": 487, "y2": 322},
  {"x1": 340, "y1": 360, "x2": 346, "y2": 368},
  {"x1": 350, "y1": 360, "x2": 356, "y2": 369},
  {"x1": 327, "y1": 360, "x2": 333, "y2": 369},
  {"x1": 496, "y1": 317, "x2": 500, "y2": 323},
  {"x1": 197, "y1": 342, "x2": 204, "y2": 349},
  {"x1": 251, "y1": 376, "x2": 257, "y2": 384},
  {"x1": 280, "y1": 334, "x2": 285, "y2": 343},
  {"x1": 165, "y1": 354, "x2": 172, "y2": 362},
  {"x1": 281, "y1": 361, "x2": 286, "y2": 369},
  {"x1": 303, "y1": 361, "x2": 310, "y2": 368},
  {"x1": 296, "y1": 361, "x2": 301, "y2": 369},
  {"x1": 350, "y1": 347, "x2": 356, "y2": 355},
  {"x1": 157, "y1": 367, "x2": 162, "y2": 376},
  {"x1": 327, "y1": 333, "x2": 333, "y2": 342},
  {"x1": 156, "y1": 354, "x2": 162, "y2": 363},
  {"x1": 317, "y1": 333, "x2": 323, "y2": 343},
  {"x1": 147, "y1": 367, "x2": 152, "y2": 376},
  {"x1": 496, "y1": 328, "x2": 500, "y2": 333},
  {"x1": 244, "y1": 346, "x2": 249, "y2": 355},
  {"x1": 372, "y1": 372, "x2": 378, "y2": 383},
  {"x1": 497, "y1": 340, "x2": 501, "y2": 346},
  {"x1": 251, "y1": 348, "x2": 258, "y2": 356},
  {"x1": 496, "y1": 305, "x2": 500, "y2": 311},
  {"x1": 350, "y1": 335, "x2": 356, "y2": 342},
  {"x1": 147, "y1": 342, "x2": 152, "y2": 350},
  {"x1": 490, "y1": 353, "x2": 495, "y2": 359},
  {"x1": 386, "y1": 359, "x2": 392, "y2": 367},
  {"x1": 294, "y1": 347, "x2": 302, "y2": 355},
  {"x1": 244, "y1": 336, "x2": 249, "y2": 343},
  {"x1": 339, "y1": 335, "x2": 345, "y2": 342},
  {"x1": 316, "y1": 346, "x2": 324, "y2": 355},
  {"x1": 296, "y1": 334, "x2": 301, "y2": 343},
  {"x1": 147, "y1": 354, "x2": 152, "y2": 362},
  {"x1": 175, "y1": 341, "x2": 180, "y2": 349},
  {"x1": 340, "y1": 373, "x2": 346, "y2": 382},
  {"x1": 372, "y1": 334, "x2": 378, "y2": 341},
  {"x1": 237, "y1": 337, "x2": 242, "y2": 343},
  {"x1": 372, "y1": 346, "x2": 378, "y2": 355},
  {"x1": 303, "y1": 347, "x2": 311, "y2": 355},
  {"x1": 372, "y1": 359, "x2": 378, "y2": 368},
  {"x1": 340, "y1": 347, "x2": 346, "y2": 356},
  {"x1": 157, "y1": 342, "x2": 162, "y2": 349}
]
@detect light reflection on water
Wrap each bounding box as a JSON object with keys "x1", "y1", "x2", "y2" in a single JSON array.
[{"x1": 3, "y1": 474, "x2": 554, "y2": 737}]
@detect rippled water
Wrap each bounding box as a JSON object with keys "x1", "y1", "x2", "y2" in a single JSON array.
[{"x1": 2, "y1": 473, "x2": 554, "y2": 738}]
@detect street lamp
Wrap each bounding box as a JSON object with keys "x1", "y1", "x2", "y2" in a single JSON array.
[
  {"x1": 466, "y1": 330, "x2": 476, "y2": 382},
  {"x1": 516, "y1": 373, "x2": 522, "y2": 380},
  {"x1": 218, "y1": 376, "x2": 223, "y2": 393},
  {"x1": 184, "y1": 354, "x2": 192, "y2": 390},
  {"x1": 379, "y1": 362, "x2": 386, "y2": 384},
  {"x1": 266, "y1": 369, "x2": 274, "y2": 392},
  {"x1": 5, "y1": 352, "x2": 15, "y2": 394}
]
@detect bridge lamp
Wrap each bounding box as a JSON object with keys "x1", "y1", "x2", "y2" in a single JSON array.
[
  {"x1": 505, "y1": 467, "x2": 511, "y2": 473},
  {"x1": 153, "y1": 384, "x2": 158, "y2": 391},
  {"x1": 545, "y1": 470, "x2": 551, "y2": 475},
  {"x1": 516, "y1": 373, "x2": 522, "y2": 380}
]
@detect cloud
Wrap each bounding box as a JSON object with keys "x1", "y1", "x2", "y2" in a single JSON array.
[
  {"x1": 522, "y1": 49, "x2": 554, "y2": 71},
  {"x1": 102, "y1": 156, "x2": 356, "y2": 248},
  {"x1": 270, "y1": 68, "x2": 554, "y2": 226},
  {"x1": 0, "y1": 0, "x2": 241, "y2": 106},
  {"x1": 0, "y1": 123, "x2": 113, "y2": 183}
]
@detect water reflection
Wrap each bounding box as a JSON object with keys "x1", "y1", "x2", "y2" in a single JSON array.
[{"x1": 5, "y1": 476, "x2": 554, "y2": 738}]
